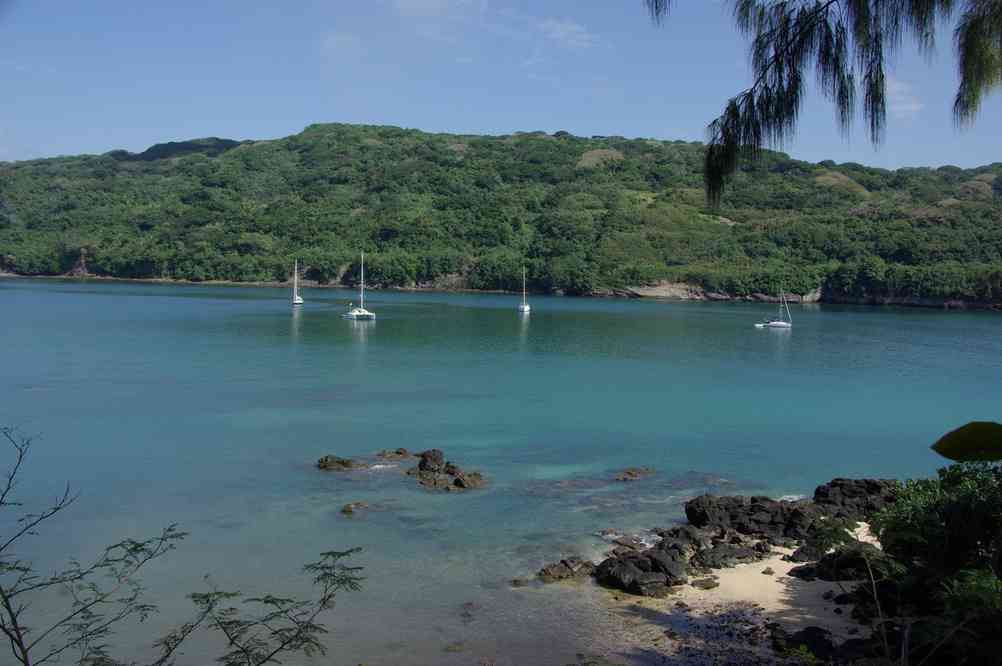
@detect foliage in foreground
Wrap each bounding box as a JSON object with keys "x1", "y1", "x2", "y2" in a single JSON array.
[
  {"x1": 0, "y1": 426, "x2": 362, "y2": 666},
  {"x1": 2, "y1": 123, "x2": 1002, "y2": 301},
  {"x1": 837, "y1": 460, "x2": 1002, "y2": 665}
]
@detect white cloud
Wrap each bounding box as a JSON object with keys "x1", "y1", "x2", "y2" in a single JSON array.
[
  {"x1": 886, "y1": 76, "x2": 923, "y2": 120},
  {"x1": 536, "y1": 18, "x2": 596, "y2": 49}
]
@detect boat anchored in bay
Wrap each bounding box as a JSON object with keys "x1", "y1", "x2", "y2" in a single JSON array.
[
  {"x1": 292, "y1": 258, "x2": 304, "y2": 306},
  {"x1": 343, "y1": 252, "x2": 375, "y2": 320},
  {"x1": 517, "y1": 266, "x2": 531, "y2": 314},
  {"x1": 755, "y1": 291, "x2": 792, "y2": 329}
]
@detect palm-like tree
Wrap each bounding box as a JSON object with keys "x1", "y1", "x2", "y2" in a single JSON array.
[{"x1": 646, "y1": 0, "x2": 1001, "y2": 204}]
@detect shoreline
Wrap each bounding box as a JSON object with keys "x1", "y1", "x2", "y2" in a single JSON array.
[
  {"x1": 525, "y1": 479, "x2": 897, "y2": 664},
  {"x1": 2, "y1": 272, "x2": 1000, "y2": 311}
]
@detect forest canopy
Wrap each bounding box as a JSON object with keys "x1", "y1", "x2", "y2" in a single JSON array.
[{"x1": 1, "y1": 123, "x2": 1001, "y2": 301}]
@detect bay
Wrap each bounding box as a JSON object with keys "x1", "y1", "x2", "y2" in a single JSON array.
[{"x1": 1, "y1": 278, "x2": 998, "y2": 664}]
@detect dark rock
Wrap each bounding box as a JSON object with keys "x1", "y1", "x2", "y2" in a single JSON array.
[
  {"x1": 822, "y1": 590, "x2": 835, "y2": 601},
  {"x1": 453, "y1": 471, "x2": 485, "y2": 490},
  {"x1": 695, "y1": 542, "x2": 763, "y2": 569},
  {"x1": 417, "y1": 449, "x2": 445, "y2": 472},
  {"x1": 629, "y1": 571, "x2": 670, "y2": 596},
  {"x1": 538, "y1": 557, "x2": 596, "y2": 583},
  {"x1": 595, "y1": 556, "x2": 645, "y2": 590},
  {"x1": 407, "y1": 450, "x2": 485, "y2": 492},
  {"x1": 814, "y1": 542, "x2": 886, "y2": 581},
  {"x1": 614, "y1": 467, "x2": 655, "y2": 482},
  {"x1": 691, "y1": 577, "x2": 719, "y2": 590},
  {"x1": 761, "y1": 567, "x2": 775, "y2": 575},
  {"x1": 340, "y1": 501, "x2": 368, "y2": 515},
  {"x1": 771, "y1": 625, "x2": 837, "y2": 661},
  {"x1": 611, "y1": 534, "x2": 649, "y2": 551},
  {"x1": 375, "y1": 447, "x2": 412, "y2": 459},
  {"x1": 813, "y1": 478, "x2": 898, "y2": 522},
  {"x1": 317, "y1": 455, "x2": 367, "y2": 471},
  {"x1": 787, "y1": 542, "x2": 827, "y2": 562},
  {"x1": 788, "y1": 564, "x2": 818, "y2": 581},
  {"x1": 510, "y1": 578, "x2": 531, "y2": 587},
  {"x1": 833, "y1": 592, "x2": 854, "y2": 605},
  {"x1": 647, "y1": 549, "x2": 690, "y2": 584},
  {"x1": 652, "y1": 525, "x2": 712, "y2": 556},
  {"x1": 685, "y1": 494, "x2": 823, "y2": 541}
]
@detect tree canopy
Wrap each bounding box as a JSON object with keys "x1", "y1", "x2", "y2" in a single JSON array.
[
  {"x1": 646, "y1": 0, "x2": 1002, "y2": 204},
  {"x1": 1, "y1": 123, "x2": 1001, "y2": 302}
]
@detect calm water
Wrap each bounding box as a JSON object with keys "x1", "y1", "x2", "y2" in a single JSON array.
[{"x1": 2, "y1": 278, "x2": 999, "y2": 664}]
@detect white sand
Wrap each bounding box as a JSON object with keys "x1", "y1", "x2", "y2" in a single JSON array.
[{"x1": 589, "y1": 525, "x2": 878, "y2": 664}]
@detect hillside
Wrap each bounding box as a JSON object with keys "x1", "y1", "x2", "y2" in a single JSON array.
[{"x1": 2, "y1": 123, "x2": 1001, "y2": 304}]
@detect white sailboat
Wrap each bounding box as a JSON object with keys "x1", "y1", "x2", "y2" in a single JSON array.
[
  {"x1": 292, "y1": 259, "x2": 304, "y2": 306},
  {"x1": 343, "y1": 252, "x2": 375, "y2": 320},
  {"x1": 755, "y1": 291, "x2": 792, "y2": 328},
  {"x1": 518, "y1": 266, "x2": 531, "y2": 313}
]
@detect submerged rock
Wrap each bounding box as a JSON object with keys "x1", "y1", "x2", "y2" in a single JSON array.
[
  {"x1": 538, "y1": 557, "x2": 596, "y2": 583},
  {"x1": 340, "y1": 501, "x2": 369, "y2": 515},
  {"x1": 317, "y1": 455, "x2": 368, "y2": 471},
  {"x1": 614, "y1": 467, "x2": 655, "y2": 482},
  {"x1": 376, "y1": 447, "x2": 413, "y2": 460}
]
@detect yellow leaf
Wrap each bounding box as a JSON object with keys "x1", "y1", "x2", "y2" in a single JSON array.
[{"x1": 931, "y1": 421, "x2": 1002, "y2": 462}]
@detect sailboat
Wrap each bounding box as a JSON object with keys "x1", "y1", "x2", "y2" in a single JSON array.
[
  {"x1": 342, "y1": 252, "x2": 375, "y2": 320},
  {"x1": 517, "y1": 266, "x2": 531, "y2": 314},
  {"x1": 292, "y1": 259, "x2": 304, "y2": 306},
  {"x1": 755, "y1": 291, "x2": 792, "y2": 328}
]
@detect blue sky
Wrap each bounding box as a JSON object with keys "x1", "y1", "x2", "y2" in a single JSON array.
[{"x1": 1, "y1": 0, "x2": 999, "y2": 168}]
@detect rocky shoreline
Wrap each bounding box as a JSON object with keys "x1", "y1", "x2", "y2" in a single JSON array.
[
  {"x1": 4, "y1": 273, "x2": 1000, "y2": 311},
  {"x1": 530, "y1": 477, "x2": 899, "y2": 664}
]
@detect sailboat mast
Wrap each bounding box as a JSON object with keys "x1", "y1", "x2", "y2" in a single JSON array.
[
  {"x1": 784, "y1": 292, "x2": 793, "y2": 323},
  {"x1": 522, "y1": 267, "x2": 527, "y2": 306},
  {"x1": 293, "y1": 259, "x2": 299, "y2": 299},
  {"x1": 360, "y1": 252, "x2": 365, "y2": 309}
]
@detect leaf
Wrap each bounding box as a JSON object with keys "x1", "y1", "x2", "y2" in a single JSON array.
[{"x1": 931, "y1": 422, "x2": 1002, "y2": 462}]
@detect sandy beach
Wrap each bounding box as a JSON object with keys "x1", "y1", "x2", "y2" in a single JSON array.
[{"x1": 570, "y1": 525, "x2": 880, "y2": 665}]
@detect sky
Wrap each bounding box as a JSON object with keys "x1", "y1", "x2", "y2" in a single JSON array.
[{"x1": 1, "y1": 0, "x2": 999, "y2": 169}]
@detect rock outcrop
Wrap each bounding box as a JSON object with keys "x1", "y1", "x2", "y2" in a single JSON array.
[
  {"x1": 316, "y1": 455, "x2": 368, "y2": 471},
  {"x1": 537, "y1": 557, "x2": 596, "y2": 583},
  {"x1": 812, "y1": 478, "x2": 898, "y2": 522},
  {"x1": 406, "y1": 449, "x2": 486, "y2": 492},
  {"x1": 684, "y1": 494, "x2": 823, "y2": 543}
]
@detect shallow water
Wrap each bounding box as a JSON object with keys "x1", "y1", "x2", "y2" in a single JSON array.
[{"x1": 2, "y1": 278, "x2": 999, "y2": 664}]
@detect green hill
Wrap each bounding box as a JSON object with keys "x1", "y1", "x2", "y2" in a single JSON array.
[{"x1": 2, "y1": 123, "x2": 1001, "y2": 304}]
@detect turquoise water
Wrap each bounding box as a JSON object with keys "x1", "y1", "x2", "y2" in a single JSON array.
[{"x1": 2, "y1": 278, "x2": 999, "y2": 664}]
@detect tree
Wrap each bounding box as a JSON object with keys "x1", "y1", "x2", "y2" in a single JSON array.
[
  {"x1": 0, "y1": 427, "x2": 362, "y2": 666},
  {"x1": 646, "y1": 0, "x2": 1002, "y2": 204}
]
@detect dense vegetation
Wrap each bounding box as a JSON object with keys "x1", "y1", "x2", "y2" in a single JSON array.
[{"x1": 2, "y1": 123, "x2": 1001, "y2": 302}]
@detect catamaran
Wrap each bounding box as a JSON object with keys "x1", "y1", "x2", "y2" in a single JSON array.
[
  {"x1": 292, "y1": 259, "x2": 304, "y2": 306},
  {"x1": 755, "y1": 291, "x2": 792, "y2": 328},
  {"x1": 343, "y1": 252, "x2": 375, "y2": 320},
  {"x1": 518, "y1": 266, "x2": 531, "y2": 313}
]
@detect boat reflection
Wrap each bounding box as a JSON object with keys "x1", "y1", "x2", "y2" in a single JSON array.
[
  {"x1": 350, "y1": 319, "x2": 374, "y2": 345},
  {"x1": 290, "y1": 305, "x2": 302, "y2": 343}
]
